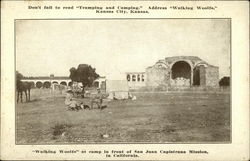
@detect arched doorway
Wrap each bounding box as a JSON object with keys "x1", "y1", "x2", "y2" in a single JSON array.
[
  {"x1": 93, "y1": 81, "x2": 99, "y2": 88},
  {"x1": 68, "y1": 81, "x2": 73, "y2": 86},
  {"x1": 43, "y1": 81, "x2": 51, "y2": 88},
  {"x1": 171, "y1": 61, "x2": 192, "y2": 85},
  {"x1": 60, "y1": 81, "x2": 67, "y2": 86},
  {"x1": 52, "y1": 81, "x2": 58, "y2": 84},
  {"x1": 36, "y1": 81, "x2": 43, "y2": 88}
]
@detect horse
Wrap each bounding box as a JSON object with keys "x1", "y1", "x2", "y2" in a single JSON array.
[{"x1": 17, "y1": 80, "x2": 32, "y2": 103}]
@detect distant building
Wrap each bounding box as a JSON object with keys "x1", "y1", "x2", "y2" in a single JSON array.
[
  {"x1": 21, "y1": 75, "x2": 71, "y2": 88},
  {"x1": 93, "y1": 77, "x2": 106, "y2": 89},
  {"x1": 22, "y1": 75, "x2": 109, "y2": 89},
  {"x1": 126, "y1": 72, "x2": 146, "y2": 89}
]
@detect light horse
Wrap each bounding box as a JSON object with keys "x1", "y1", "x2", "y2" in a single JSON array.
[{"x1": 17, "y1": 80, "x2": 32, "y2": 103}]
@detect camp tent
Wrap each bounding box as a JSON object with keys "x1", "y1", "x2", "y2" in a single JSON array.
[{"x1": 106, "y1": 80, "x2": 130, "y2": 100}]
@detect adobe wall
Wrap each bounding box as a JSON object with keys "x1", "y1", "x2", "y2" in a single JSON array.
[
  {"x1": 199, "y1": 65, "x2": 206, "y2": 86},
  {"x1": 205, "y1": 66, "x2": 219, "y2": 87},
  {"x1": 145, "y1": 56, "x2": 219, "y2": 88},
  {"x1": 146, "y1": 66, "x2": 170, "y2": 87}
]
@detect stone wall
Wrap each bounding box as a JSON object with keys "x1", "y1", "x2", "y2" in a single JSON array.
[
  {"x1": 205, "y1": 66, "x2": 219, "y2": 87},
  {"x1": 146, "y1": 66, "x2": 170, "y2": 87},
  {"x1": 140, "y1": 56, "x2": 219, "y2": 88},
  {"x1": 199, "y1": 65, "x2": 206, "y2": 86},
  {"x1": 127, "y1": 79, "x2": 146, "y2": 89}
]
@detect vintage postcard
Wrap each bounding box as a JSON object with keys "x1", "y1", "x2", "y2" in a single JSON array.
[{"x1": 1, "y1": 0, "x2": 249, "y2": 160}]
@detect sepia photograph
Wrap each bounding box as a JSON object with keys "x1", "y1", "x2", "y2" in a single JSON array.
[{"x1": 15, "y1": 19, "x2": 231, "y2": 144}]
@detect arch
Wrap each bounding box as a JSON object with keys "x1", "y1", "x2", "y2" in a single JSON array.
[
  {"x1": 170, "y1": 59, "x2": 193, "y2": 70},
  {"x1": 132, "y1": 75, "x2": 136, "y2": 82},
  {"x1": 60, "y1": 81, "x2": 67, "y2": 86},
  {"x1": 43, "y1": 81, "x2": 51, "y2": 88},
  {"x1": 68, "y1": 81, "x2": 73, "y2": 86},
  {"x1": 194, "y1": 61, "x2": 208, "y2": 68},
  {"x1": 171, "y1": 61, "x2": 192, "y2": 86},
  {"x1": 141, "y1": 74, "x2": 145, "y2": 82},
  {"x1": 36, "y1": 81, "x2": 43, "y2": 88},
  {"x1": 127, "y1": 74, "x2": 131, "y2": 82},
  {"x1": 29, "y1": 82, "x2": 35, "y2": 88},
  {"x1": 155, "y1": 61, "x2": 168, "y2": 68},
  {"x1": 93, "y1": 81, "x2": 99, "y2": 87},
  {"x1": 137, "y1": 74, "x2": 141, "y2": 81},
  {"x1": 52, "y1": 81, "x2": 59, "y2": 84}
]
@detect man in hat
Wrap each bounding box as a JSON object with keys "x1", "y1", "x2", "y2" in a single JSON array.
[
  {"x1": 91, "y1": 88, "x2": 103, "y2": 109},
  {"x1": 65, "y1": 89, "x2": 82, "y2": 110}
]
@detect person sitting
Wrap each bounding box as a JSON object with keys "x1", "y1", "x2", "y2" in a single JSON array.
[{"x1": 65, "y1": 89, "x2": 83, "y2": 111}]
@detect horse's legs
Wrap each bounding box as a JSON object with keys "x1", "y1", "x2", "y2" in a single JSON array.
[
  {"x1": 17, "y1": 92, "x2": 19, "y2": 102},
  {"x1": 28, "y1": 89, "x2": 30, "y2": 101}
]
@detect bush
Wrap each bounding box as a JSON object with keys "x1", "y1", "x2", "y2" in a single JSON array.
[{"x1": 219, "y1": 77, "x2": 230, "y2": 86}]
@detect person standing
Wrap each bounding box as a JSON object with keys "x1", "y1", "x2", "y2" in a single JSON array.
[{"x1": 91, "y1": 88, "x2": 103, "y2": 109}]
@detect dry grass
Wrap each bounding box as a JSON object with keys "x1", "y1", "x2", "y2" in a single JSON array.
[{"x1": 16, "y1": 89, "x2": 230, "y2": 144}]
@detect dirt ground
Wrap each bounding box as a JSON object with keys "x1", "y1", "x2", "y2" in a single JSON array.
[{"x1": 16, "y1": 89, "x2": 230, "y2": 144}]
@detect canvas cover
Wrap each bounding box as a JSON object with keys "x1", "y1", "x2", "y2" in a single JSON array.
[
  {"x1": 106, "y1": 80, "x2": 129, "y2": 100},
  {"x1": 106, "y1": 80, "x2": 129, "y2": 92}
]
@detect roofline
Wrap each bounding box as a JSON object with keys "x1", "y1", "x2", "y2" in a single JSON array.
[
  {"x1": 125, "y1": 72, "x2": 145, "y2": 74},
  {"x1": 22, "y1": 77, "x2": 70, "y2": 80}
]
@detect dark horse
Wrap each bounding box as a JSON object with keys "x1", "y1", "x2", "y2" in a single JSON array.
[{"x1": 17, "y1": 80, "x2": 32, "y2": 103}]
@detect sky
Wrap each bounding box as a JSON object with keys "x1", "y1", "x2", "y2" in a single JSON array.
[{"x1": 16, "y1": 19, "x2": 230, "y2": 80}]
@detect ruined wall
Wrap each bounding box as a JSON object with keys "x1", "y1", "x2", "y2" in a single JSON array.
[
  {"x1": 199, "y1": 65, "x2": 206, "y2": 86},
  {"x1": 205, "y1": 66, "x2": 219, "y2": 87},
  {"x1": 144, "y1": 56, "x2": 219, "y2": 88},
  {"x1": 146, "y1": 66, "x2": 170, "y2": 87}
]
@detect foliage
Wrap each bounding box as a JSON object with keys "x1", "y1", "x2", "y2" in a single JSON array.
[
  {"x1": 69, "y1": 64, "x2": 99, "y2": 88},
  {"x1": 219, "y1": 77, "x2": 230, "y2": 86},
  {"x1": 69, "y1": 67, "x2": 78, "y2": 82}
]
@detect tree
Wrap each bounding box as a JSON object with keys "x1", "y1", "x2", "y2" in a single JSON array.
[
  {"x1": 69, "y1": 64, "x2": 99, "y2": 92},
  {"x1": 69, "y1": 67, "x2": 78, "y2": 82},
  {"x1": 219, "y1": 76, "x2": 230, "y2": 86}
]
